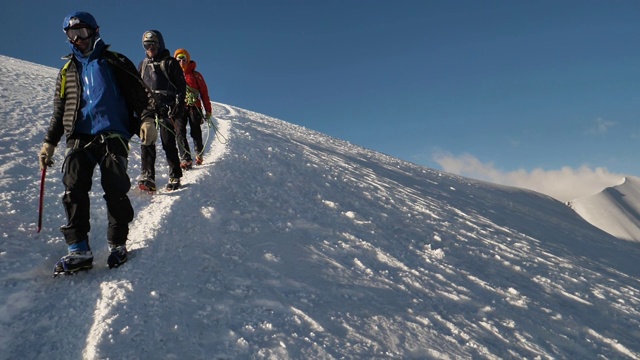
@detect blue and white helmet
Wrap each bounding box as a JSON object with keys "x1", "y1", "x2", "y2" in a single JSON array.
[{"x1": 62, "y1": 11, "x2": 98, "y2": 31}]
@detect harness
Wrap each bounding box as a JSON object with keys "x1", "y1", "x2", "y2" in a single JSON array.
[{"x1": 185, "y1": 85, "x2": 200, "y2": 106}]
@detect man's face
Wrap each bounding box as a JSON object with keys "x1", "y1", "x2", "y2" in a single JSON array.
[
  {"x1": 144, "y1": 42, "x2": 158, "y2": 58},
  {"x1": 66, "y1": 26, "x2": 95, "y2": 53},
  {"x1": 73, "y1": 37, "x2": 92, "y2": 53}
]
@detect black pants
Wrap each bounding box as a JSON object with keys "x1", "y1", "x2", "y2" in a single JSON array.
[
  {"x1": 140, "y1": 116, "x2": 183, "y2": 181},
  {"x1": 176, "y1": 107, "x2": 204, "y2": 162},
  {"x1": 61, "y1": 135, "x2": 133, "y2": 247}
]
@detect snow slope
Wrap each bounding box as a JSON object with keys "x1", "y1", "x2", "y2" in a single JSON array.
[
  {"x1": 1, "y1": 54, "x2": 639, "y2": 359},
  {"x1": 570, "y1": 176, "x2": 640, "y2": 243}
]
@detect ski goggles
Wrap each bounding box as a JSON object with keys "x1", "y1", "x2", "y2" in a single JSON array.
[
  {"x1": 143, "y1": 41, "x2": 158, "y2": 50},
  {"x1": 66, "y1": 27, "x2": 94, "y2": 42},
  {"x1": 176, "y1": 54, "x2": 187, "y2": 62}
]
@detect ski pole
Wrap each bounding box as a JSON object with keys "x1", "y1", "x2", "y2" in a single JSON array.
[{"x1": 37, "y1": 166, "x2": 46, "y2": 233}]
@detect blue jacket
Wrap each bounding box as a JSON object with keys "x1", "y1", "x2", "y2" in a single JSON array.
[
  {"x1": 71, "y1": 38, "x2": 130, "y2": 137},
  {"x1": 45, "y1": 40, "x2": 156, "y2": 146}
]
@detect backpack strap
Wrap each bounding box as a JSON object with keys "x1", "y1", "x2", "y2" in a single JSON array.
[
  {"x1": 158, "y1": 58, "x2": 178, "y2": 92},
  {"x1": 103, "y1": 50, "x2": 161, "y2": 119},
  {"x1": 139, "y1": 58, "x2": 148, "y2": 77},
  {"x1": 59, "y1": 60, "x2": 72, "y2": 98}
]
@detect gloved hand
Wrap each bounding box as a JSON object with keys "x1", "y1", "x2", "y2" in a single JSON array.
[
  {"x1": 139, "y1": 118, "x2": 158, "y2": 146},
  {"x1": 202, "y1": 112, "x2": 212, "y2": 125},
  {"x1": 38, "y1": 143, "x2": 55, "y2": 170}
]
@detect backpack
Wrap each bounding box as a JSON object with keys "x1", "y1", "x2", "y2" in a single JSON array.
[{"x1": 139, "y1": 57, "x2": 179, "y2": 95}]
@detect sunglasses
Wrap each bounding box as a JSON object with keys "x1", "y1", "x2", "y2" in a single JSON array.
[
  {"x1": 66, "y1": 27, "x2": 94, "y2": 42},
  {"x1": 176, "y1": 55, "x2": 187, "y2": 62},
  {"x1": 143, "y1": 42, "x2": 158, "y2": 50}
]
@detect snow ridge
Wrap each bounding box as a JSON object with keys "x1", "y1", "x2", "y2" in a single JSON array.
[
  {"x1": 570, "y1": 176, "x2": 640, "y2": 242},
  {"x1": 1, "y1": 55, "x2": 640, "y2": 359}
]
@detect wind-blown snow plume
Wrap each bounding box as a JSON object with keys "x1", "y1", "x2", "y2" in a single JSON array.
[{"x1": 434, "y1": 151, "x2": 624, "y2": 202}]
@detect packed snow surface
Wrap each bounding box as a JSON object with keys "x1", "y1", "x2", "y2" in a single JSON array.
[{"x1": 1, "y1": 55, "x2": 639, "y2": 359}]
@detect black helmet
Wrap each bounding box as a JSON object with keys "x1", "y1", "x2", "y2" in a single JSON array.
[{"x1": 142, "y1": 30, "x2": 165, "y2": 52}]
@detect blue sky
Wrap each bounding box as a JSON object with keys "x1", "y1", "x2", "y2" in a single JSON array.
[{"x1": 2, "y1": 0, "x2": 639, "y2": 198}]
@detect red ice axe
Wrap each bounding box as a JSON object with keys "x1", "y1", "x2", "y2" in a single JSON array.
[{"x1": 37, "y1": 167, "x2": 46, "y2": 233}]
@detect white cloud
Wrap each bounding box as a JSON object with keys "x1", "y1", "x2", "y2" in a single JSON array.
[
  {"x1": 434, "y1": 152, "x2": 624, "y2": 202},
  {"x1": 588, "y1": 118, "x2": 616, "y2": 135}
]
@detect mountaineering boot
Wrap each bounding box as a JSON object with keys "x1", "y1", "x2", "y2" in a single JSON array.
[
  {"x1": 138, "y1": 178, "x2": 156, "y2": 192},
  {"x1": 166, "y1": 177, "x2": 181, "y2": 191},
  {"x1": 107, "y1": 244, "x2": 128, "y2": 269},
  {"x1": 195, "y1": 155, "x2": 203, "y2": 165},
  {"x1": 53, "y1": 240, "x2": 93, "y2": 276},
  {"x1": 180, "y1": 160, "x2": 193, "y2": 170}
]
